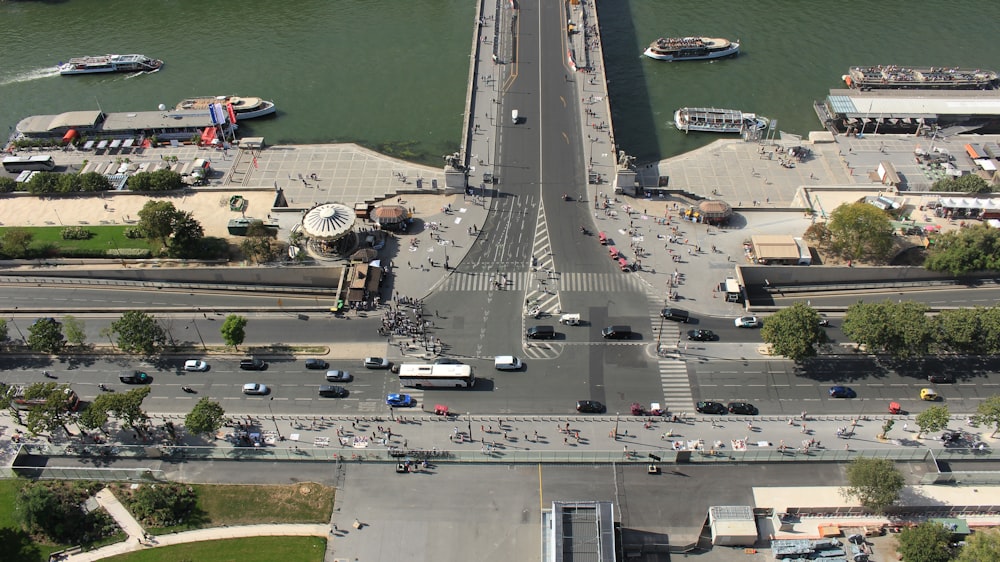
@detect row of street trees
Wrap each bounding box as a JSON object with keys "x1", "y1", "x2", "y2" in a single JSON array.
[
  {"x1": 0, "y1": 381, "x2": 229, "y2": 441},
  {"x1": 3, "y1": 311, "x2": 249, "y2": 354},
  {"x1": 760, "y1": 301, "x2": 1000, "y2": 361}
]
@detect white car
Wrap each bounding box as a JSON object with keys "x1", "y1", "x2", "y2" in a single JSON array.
[
  {"x1": 242, "y1": 383, "x2": 269, "y2": 395},
  {"x1": 734, "y1": 316, "x2": 761, "y2": 328},
  {"x1": 184, "y1": 360, "x2": 209, "y2": 372}
]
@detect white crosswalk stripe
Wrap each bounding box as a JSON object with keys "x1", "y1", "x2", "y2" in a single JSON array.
[
  {"x1": 657, "y1": 358, "x2": 695, "y2": 415},
  {"x1": 438, "y1": 271, "x2": 648, "y2": 293},
  {"x1": 521, "y1": 342, "x2": 562, "y2": 360},
  {"x1": 437, "y1": 271, "x2": 528, "y2": 292}
]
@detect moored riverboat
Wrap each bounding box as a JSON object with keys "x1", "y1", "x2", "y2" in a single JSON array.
[
  {"x1": 673, "y1": 107, "x2": 768, "y2": 134},
  {"x1": 175, "y1": 96, "x2": 276, "y2": 120},
  {"x1": 844, "y1": 65, "x2": 999, "y2": 90}
]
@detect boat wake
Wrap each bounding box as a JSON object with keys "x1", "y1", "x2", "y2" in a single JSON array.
[{"x1": 0, "y1": 66, "x2": 61, "y2": 87}]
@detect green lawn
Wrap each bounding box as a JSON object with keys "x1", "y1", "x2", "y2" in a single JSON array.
[
  {"x1": 0, "y1": 224, "x2": 157, "y2": 252},
  {"x1": 1, "y1": 480, "x2": 335, "y2": 562},
  {"x1": 102, "y1": 536, "x2": 327, "y2": 562},
  {"x1": 139, "y1": 482, "x2": 335, "y2": 535}
]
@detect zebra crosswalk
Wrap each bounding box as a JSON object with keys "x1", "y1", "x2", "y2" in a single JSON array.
[
  {"x1": 437, "y1": 271, "x2": 647, "y2": 293},
  {"x1": 657, "y1": 358, "x2": 695, "y2": 415}
]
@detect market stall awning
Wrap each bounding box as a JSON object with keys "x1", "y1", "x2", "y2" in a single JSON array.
[{"x1": 61, "y1": 128, "x2": 78, "y2": 143}]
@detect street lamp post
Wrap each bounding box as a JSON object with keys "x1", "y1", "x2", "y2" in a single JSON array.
[
  {"x1": 9, "y1": 317, "x2": 26, "y2": 345},
  {"x1": 614, "y1": 412, "x2": 620, "y2": 441},
  {"x1": 191, "y1": 318, "x2": 207, "y2": 350},
  {"x1": 467, "y1": 412, "x2": 472, "y2": 442},
  {"x1": 268, "y1": 397, "x2": 282, "y2": 439}
]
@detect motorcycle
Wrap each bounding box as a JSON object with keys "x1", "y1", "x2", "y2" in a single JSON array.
[
  {"x1": 181, "y1": 386, "x2": 196, "y2": 394},
  {"x1": 98, "y1": 383, "x2": 113, "y2": 392},
  {"x1": 43, "y1": 371, "x2": 56, "y2": 379},
  {"x1": 580, "y1": 226, "x2": 590, "y2": 236}
]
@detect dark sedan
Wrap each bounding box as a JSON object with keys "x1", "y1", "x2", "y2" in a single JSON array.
[
  {"x1": 687, "y1": 329, "x2": 716, "y2": 342},
  {"x1": 119, "y1": 370, "x2": 151, "y2": 384},
  {"x1": 829, "y1": 386, "x2": 857, "y2": 399},
  {"x1": 576, "y1": 400, "x2": 606, "y2": 414},
  {"x1": 727, "y1": 402, "x2": 758, "y2": 415},
  {"x1": 305, "y1": 359, "x2": 329, "y2": 370},
  {"x1": 927, "y1": 373, "x2": 955, "y2": 383},
  {"x1": 696, "y1": 401, "x2": 727, "y2": 414}
]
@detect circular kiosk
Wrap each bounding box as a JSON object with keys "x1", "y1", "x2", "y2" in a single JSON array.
[
  {"x1": 692, "y1": 199, "x2": 734, "y2": 225},
  {"x1": 371, "y1": 205, "x2": 412, "y2": 231}
]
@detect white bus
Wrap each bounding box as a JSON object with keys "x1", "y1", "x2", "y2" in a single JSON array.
[
  {"x1": 3, "y1": 155, "x2": 56, "y2": 172},
  {"x1": 397, "y1": 363, "x2": 475, "y2": 388}
]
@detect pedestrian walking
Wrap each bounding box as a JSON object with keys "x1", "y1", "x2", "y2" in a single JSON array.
[{"x1": 903, "y1": 423, "x2": 909, "y2": 432}]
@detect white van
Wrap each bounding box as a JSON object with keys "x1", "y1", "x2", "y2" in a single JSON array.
[
  {"x1": 494, "y1": 355, "x2": 523, "y2": 371},
  {"x1": 511, "y1": 109, "x2": 519, "y2": 124}
]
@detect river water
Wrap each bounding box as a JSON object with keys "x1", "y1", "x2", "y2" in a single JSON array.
[{"x1": 2, "y1": 0, "x2": 998, "y2": 166}]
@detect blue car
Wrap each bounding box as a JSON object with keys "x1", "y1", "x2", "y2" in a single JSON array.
[
  {"x1": 386, "y1": 393, "x2": 414, "y2": 407},
  {"x1": 829, "y1": 386, "x2": 856, "y2": 399}
]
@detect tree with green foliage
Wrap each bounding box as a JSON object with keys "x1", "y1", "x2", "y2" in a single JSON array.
[
  {"x1": 934, "y1": 308, "x2": 986, "y2": 355},
  {"x1": 0, "y1": 318, "x2": 8, "y2": 342},
  {"x1": 21, "y1": 382, "x2": 78, "y2": 437},
  {"x1": 915, "y1": 405, "x2": 950, "y2": 439},
  {"x1": 924, "y1": 223, "x2": 1000, "y2": 276},
  {"x1": 110, "y1": 310, "x2": 166, "y2": 355},
  {"x1": 955, "y1": 527, "x2": 1000, "y2": 562},
  {"x1": 127, "y1": 171, "x2": 152, "y2": 191},
  {"x1": 15, "y1": 481, "x2": 115, "y2": 543},
  {"x1": 137, "y1": 200, "x2": 181, "y2": 247},
  {"x1": 124, "y1": 483, "x2": 197, "y2": 527},
  {"x1": 759, "y1": 302, "x2": 828, "y2": 361},
  {"x1": 104, "y1": 387, "x2": 152, "y2": 437},
  {"x1": 240, "y1": 235, "x2": 276, "y2": 264},
  {"x1": 147, "y1": 168, "x2": 184, "y2": 191},
  {"x1": 185, "y1": 397, "x2": 227, "y2": 436},
  {"x1": 77, "y1": 172, "x2": 112, "y2": 192},
  {"x1": 842, "y1": 300, "x2": 934, "y2": 359},
  {"x1": 931, "y1": 174, "x2": 992, "y2": 193},
  {"x1": 166, "y1": 210, "x2": 205, "y2": 258},
  {"x1": 55, "y1": 173, "x2": 80, "y2": 193},
  {"x1": 973, "y1": 395, "x2": 1000, "y2": 438},
  {"x1": 898, "y1": 521, "x2": 954, "y2": 562},
  {"x1": 1, "y1": 228, "x2": 34, "y2": 258},
  {"x1": 841, "y1": 457, "x2": 905, "y2": 514},
  {"x1": 24, "y1": 171, "x2": 60, "y2": 195},
  {"x1": 0, "y1": 176, "x2": 17, "y2": 193},
  {"x1": 827, "y1": 202, "x2": 895, "y2": 263},
  {"x1": 878, "y1": 419, "x2": 895, "y2": 440},
  {"x1": 27, "y1": 317, "x2": 64, "y2": 354},
  {"x1": 77, "y1": 398, "x2": 111, "y2": 435},
  {"x1": 220, "y1": 314, "x2": 248, "y2": 349},
  {"x1": 15, "y1": 482, "x2": 79, "y2": 541},
  {"x1": 62, "y1": 315, "x2": 87, "y2": 347}
]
